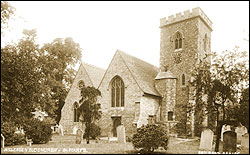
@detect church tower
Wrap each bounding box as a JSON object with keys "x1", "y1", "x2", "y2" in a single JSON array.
[{"x1": 157, "y1": 7, "x2": 212, "y2": 136}]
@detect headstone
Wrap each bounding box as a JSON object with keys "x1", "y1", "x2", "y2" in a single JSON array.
[
  {"x1": 117, "y1": 125, "x2": 126, "y2": 144},
  {"x1": 199, "y1": 129, "x2": 214, "y2": 151},
  {"x1": 76, "y1": 129, "x2": 83, "y2": 144},
  {"x1": 223, "y1": 131, "x2": 237, "y2": 152},
  {"x1": 221, "y1": 124, "x2": 231, "y2": 141},
  {"x1": 108, "y1": 131, "x2": 112, "y2": 143},
  {"x1": 73, "y1": 126, "x2": 78, "y2": 134},
  {"x1": 58, "y1": 124, "x2": 64, "y2": 136},
  {"x1": 241, "y1": 133, "x2": 249, "y2": 149},
  {"x1": 235, "y1": 125, "x2": 248, "y2": 144},
  {"x1": 1, "y1": 134, "x2": 4, "y2": 148}
]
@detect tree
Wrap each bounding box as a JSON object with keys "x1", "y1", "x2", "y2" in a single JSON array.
[
  {"x1": 39, "y1": 37, "x2": 82, "y2": 122},
  {"x1": 78, "y1": 85, "x2": 102, "y2": 144},
  {"x1": 1, "y1": 1, "x2": 15, "y2": 35},
  {"x1": 1, "y1": 29, "x2": 52, "y2": 125},
  {"x1": 191, "y1": 47, "x2": 249, "y2": 151},
  {"x1": 237, "y1": 87, "x2": 249, "y2": 131}
]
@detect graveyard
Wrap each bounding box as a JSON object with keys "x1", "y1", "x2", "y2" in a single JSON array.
[{"x1": 1, "y1": 131, "x2": 249, "y2": 154}]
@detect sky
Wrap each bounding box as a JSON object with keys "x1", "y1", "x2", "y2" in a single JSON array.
[{"x1": 2, "y1": 1, "x2": 249, "y2": 70}]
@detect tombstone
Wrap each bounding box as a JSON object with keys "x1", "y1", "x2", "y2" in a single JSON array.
[
  {"x1": 73, "y1": 126, "x2": 78, "y2": 134},
  {"x1": 75, "y1": 129, "x2": 83, "y2": 144},
  {"x1": 199, "y1": 129, "x2": 214, "y2": 151},
  {"x1": 223, "y1": 131, "x2": 237, "y2": 152},
  {"x1": 116, "y1": 125, "x2": 126, "y2": 144},
  {"x1": 221, "y1": 124, "x2": 231, "y2": 141},
  {"x1": 235, "y1": 125, "x2": 248, "y2": 144},
  {"x1": 58, "y1": 124, "x2": 64, "y2": 136},
  {"x1": 241, "y1": 133, "x2": 249, "y2": 149},
  {"x1": 108, "y1": 131, "x2": 112, "y2": 143}
]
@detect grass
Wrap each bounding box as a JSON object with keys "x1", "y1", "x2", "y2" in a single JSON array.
[{"x1": 1, "y1": 134, "x2": 249, "y2": 154}]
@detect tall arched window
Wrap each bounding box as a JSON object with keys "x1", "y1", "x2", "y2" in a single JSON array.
[
  {"x1": 73, "y1": 102, "x2": 80, "y2": 122},
  {"x1": 174, "y1": 32, "x2": 183, "y2": 50},
  {"x1": 204, "y1": 34, "x2": 207, "y2": 52},
  {"x1": 181, "y1": 74, "x2": 185, "y2": 86},
  {"x1": 111, "y1": 76, "x2": 125, "y2": 107}
]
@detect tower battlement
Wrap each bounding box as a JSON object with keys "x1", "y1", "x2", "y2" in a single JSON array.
[{"x1": 160, "y1": 7, "x2": 212, "y2": 30}]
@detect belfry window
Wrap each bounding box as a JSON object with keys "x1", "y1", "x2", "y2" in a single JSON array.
[
  {"x1": 73, "y1": 102, "x2": 80, "y2": 122},
  {"x1": 111, "y1": 76, "x2": 125, "y2": 107},
  {"x1": 174, "y1": 32, "x2": 183, "y2": 50}
]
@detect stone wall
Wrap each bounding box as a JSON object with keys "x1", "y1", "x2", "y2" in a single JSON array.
[
  {"x1": 137, "y1": 95, "x2": 160, "y2": 128},
  {"x1": 60, "y1": 64, "x2": 93, "y2": 134},
  {"x1": 97, "y1": 52, "x2": 143, "y2": 138}
]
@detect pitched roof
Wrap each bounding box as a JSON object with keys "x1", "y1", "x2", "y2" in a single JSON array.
[
  {"x1": 155, "y1": 71, "x2": 177, "y2": 80},
  {"x1": 117, "y1": 50, "x2": 160, "y2": 97},
  {"x1": 82, "y1": 62, "x2": 105, "y2": 88}
]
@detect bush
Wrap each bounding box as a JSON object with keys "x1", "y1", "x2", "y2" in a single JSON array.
[
  {"x1": 23, "y1": 118, "x2": 52, "y2": 144},
  {"x1": 132, "y1": 124, "x2": 169, "y2": 153},
  {"x1": 1, "y1": 121, "x2": 26, "y2": 146},
  {"x1": 83, "y1": 123, "x2": 101, "y2": 139}
]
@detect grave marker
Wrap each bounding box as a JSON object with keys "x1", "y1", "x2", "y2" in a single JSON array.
[
  {"x1": 199, "y1": 129, "x2": 214, "y2": 151},
  {"x1": 76, "y1": 129, "x2": 83, "y2": 144},
  {"x1": 223, "y1": 131, "x2": 237, "y2": 152},
  {"x1": 241, "y1": 133, "x2": 249, "y2": 149},
  {"x1": 117, "y1": 125, "x2": 126, "y2": 144},
  {"x1": 221, "y1": 124, "x2": 231, "y2": 141},
  {"x1": 235, "y1": 125, "x2": 248, "y2": 144}
]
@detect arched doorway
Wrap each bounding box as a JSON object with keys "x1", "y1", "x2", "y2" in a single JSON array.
[{"x1": 112, "y1": 117, "x2": 121, "y2": 137}]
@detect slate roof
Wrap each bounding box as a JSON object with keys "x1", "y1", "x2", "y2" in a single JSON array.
[
  {"x1": 117, "y1": 50, "x2": 160, "y2": 97},
  {"x1": 82, "y1": 62, "x2": 106, "y2": 88}
]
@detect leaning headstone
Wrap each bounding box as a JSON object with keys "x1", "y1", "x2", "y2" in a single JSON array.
[
  {"x1": 241, "y1": 133, "x2": 249, "y2": 149},
  {"x1": 199, "y1": 129, "x2": 214, "y2": 151},
  {"x1": 235, "y1": 125, "x2": 248, "y2": 144},
  {"x1": 58, "y1": 124, "x2": 64, "y2": 136},
  {"x1": 223, "y1": 131, "x2": 237, "y2": 152},
  {"x1": 75, "y1": 129, "x2": 83, "y2": 144},
  {"x1": 73, "y1": 126, "x2": 78, "y2": 134},
  {"x1": 221, "y1": 124, "x2": 231, "y2": 141},
  {"x1": 117, "y1": 125, "x2": 126, "y2": 144}
]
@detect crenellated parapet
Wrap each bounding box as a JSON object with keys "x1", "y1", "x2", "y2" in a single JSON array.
[{"x1": 160, "y1": 7, "x2": 212, "y2": 30}]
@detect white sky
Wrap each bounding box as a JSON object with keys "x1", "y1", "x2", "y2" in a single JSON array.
[{"x1": 2, "y1": 1, "x2": 249, "y2": 69}]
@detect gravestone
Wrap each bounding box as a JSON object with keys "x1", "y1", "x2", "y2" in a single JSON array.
[
  {"x1": 199, "y1": 129, "x2": 214, "y2": 151},
  {"x1": 223, "y1": 131, "x2": 237, "y2": 152},
  {"x1": 241, "y1": 133, "x2": 249, "y2": 149},
  {"x1": 76, "y1": 129, "x2": 83, "y2": 144},
  {"x1": 235, "y1": 125, "x2": 248, "y2": 144},
  {"x1": 73, "y1": 126, "x2": 78, "y2": 134},
  {"x1": 117, "y1": 125, "x2": 126, "y2": 144},
  {"x1": 58, "y1": 124, "x2": 64, "y2": 136},
  {"x1": 221, "y1": 124, "x2": 231, "y2": 141}
]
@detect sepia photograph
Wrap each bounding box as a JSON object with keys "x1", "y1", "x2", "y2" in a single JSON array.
[{"x1": 1, "y1": 1, "x2": 249, "y2": 154}]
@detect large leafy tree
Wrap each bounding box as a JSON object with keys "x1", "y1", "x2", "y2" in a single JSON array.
[
  {"x1": 39, "y1": 37, "x2": 82, "y2": 122},
  {"x1": 78, "y1": 83, "x2": 102, "y2": 144},
  {"x1": 1, "y1": 1, "x2": 15, "y2": 35},
  {"x1": 1, "y1": 29, "x2": 52, "y2": 125},
  {"x1": 191, "y1": 47, "x2": 249, "y2": 151}
]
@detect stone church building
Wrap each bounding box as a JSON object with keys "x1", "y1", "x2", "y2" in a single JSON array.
[{"x1": 60, "y1": 7, "x2": 212, "y2": 138}]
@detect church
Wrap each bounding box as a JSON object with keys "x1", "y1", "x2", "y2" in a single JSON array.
[{"x1": 59, "y1": 7, "x2": 212, "y2": 138}]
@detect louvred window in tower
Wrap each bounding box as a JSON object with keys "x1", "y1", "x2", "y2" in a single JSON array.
[
  {"x1": 204, "y1": 34, "x2": 207, "y2": 52},
  {"x1": 111, "y1": 76, "x2": 125, "y2": 107}
]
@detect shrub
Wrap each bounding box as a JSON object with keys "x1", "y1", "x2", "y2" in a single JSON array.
[
  {"x1": 132, "y1": 124, "x2": 169, "y2": 153},
  {"x1": 23, "y1": 118, "x2": 52, "y2": 144},
  {"x1": 83, "y1": 123, "x2": 101, "y2": 139},
  {"x1": 1, "y1": 121, "x2": 26, "y2": 146}
]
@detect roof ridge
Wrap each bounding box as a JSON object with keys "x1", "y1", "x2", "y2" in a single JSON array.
[
  {"x1": 117, "y1": 50, "x2": 159, "y2": 69},
  {"x1": 81, "y1": 61, "x2": 106, "y2": 71}
]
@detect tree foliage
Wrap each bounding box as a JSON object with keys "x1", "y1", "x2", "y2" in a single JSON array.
[
  {"x1": 78, "y1": 85, "x2": 102, "y2": 144},
  {"x1": 1, "y1": 1, "x2": 15, "y2": 34}
]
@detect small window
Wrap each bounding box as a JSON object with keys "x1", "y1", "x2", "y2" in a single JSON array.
[
  {"x1": 73, "y1": 102, "x2": 80, "y2": 122},
  {"x1": 148, "y1": 115, "x2": 155, "y2": 124},
  {"x1": 174, "y1": 32, "x2": 183, "y2": 50},
  {"x1": 181, "y1": 74, "x2": 185, "y2": 86},
  {"x1": 78, "y1": 80, "x2": 85, "y2": 89},
  {"x1": 204, "y1": 34, "x2": 207, "y2": 52},
  {"x1": 168, "y1": 111, "x2": 173, "y2": 121}
]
